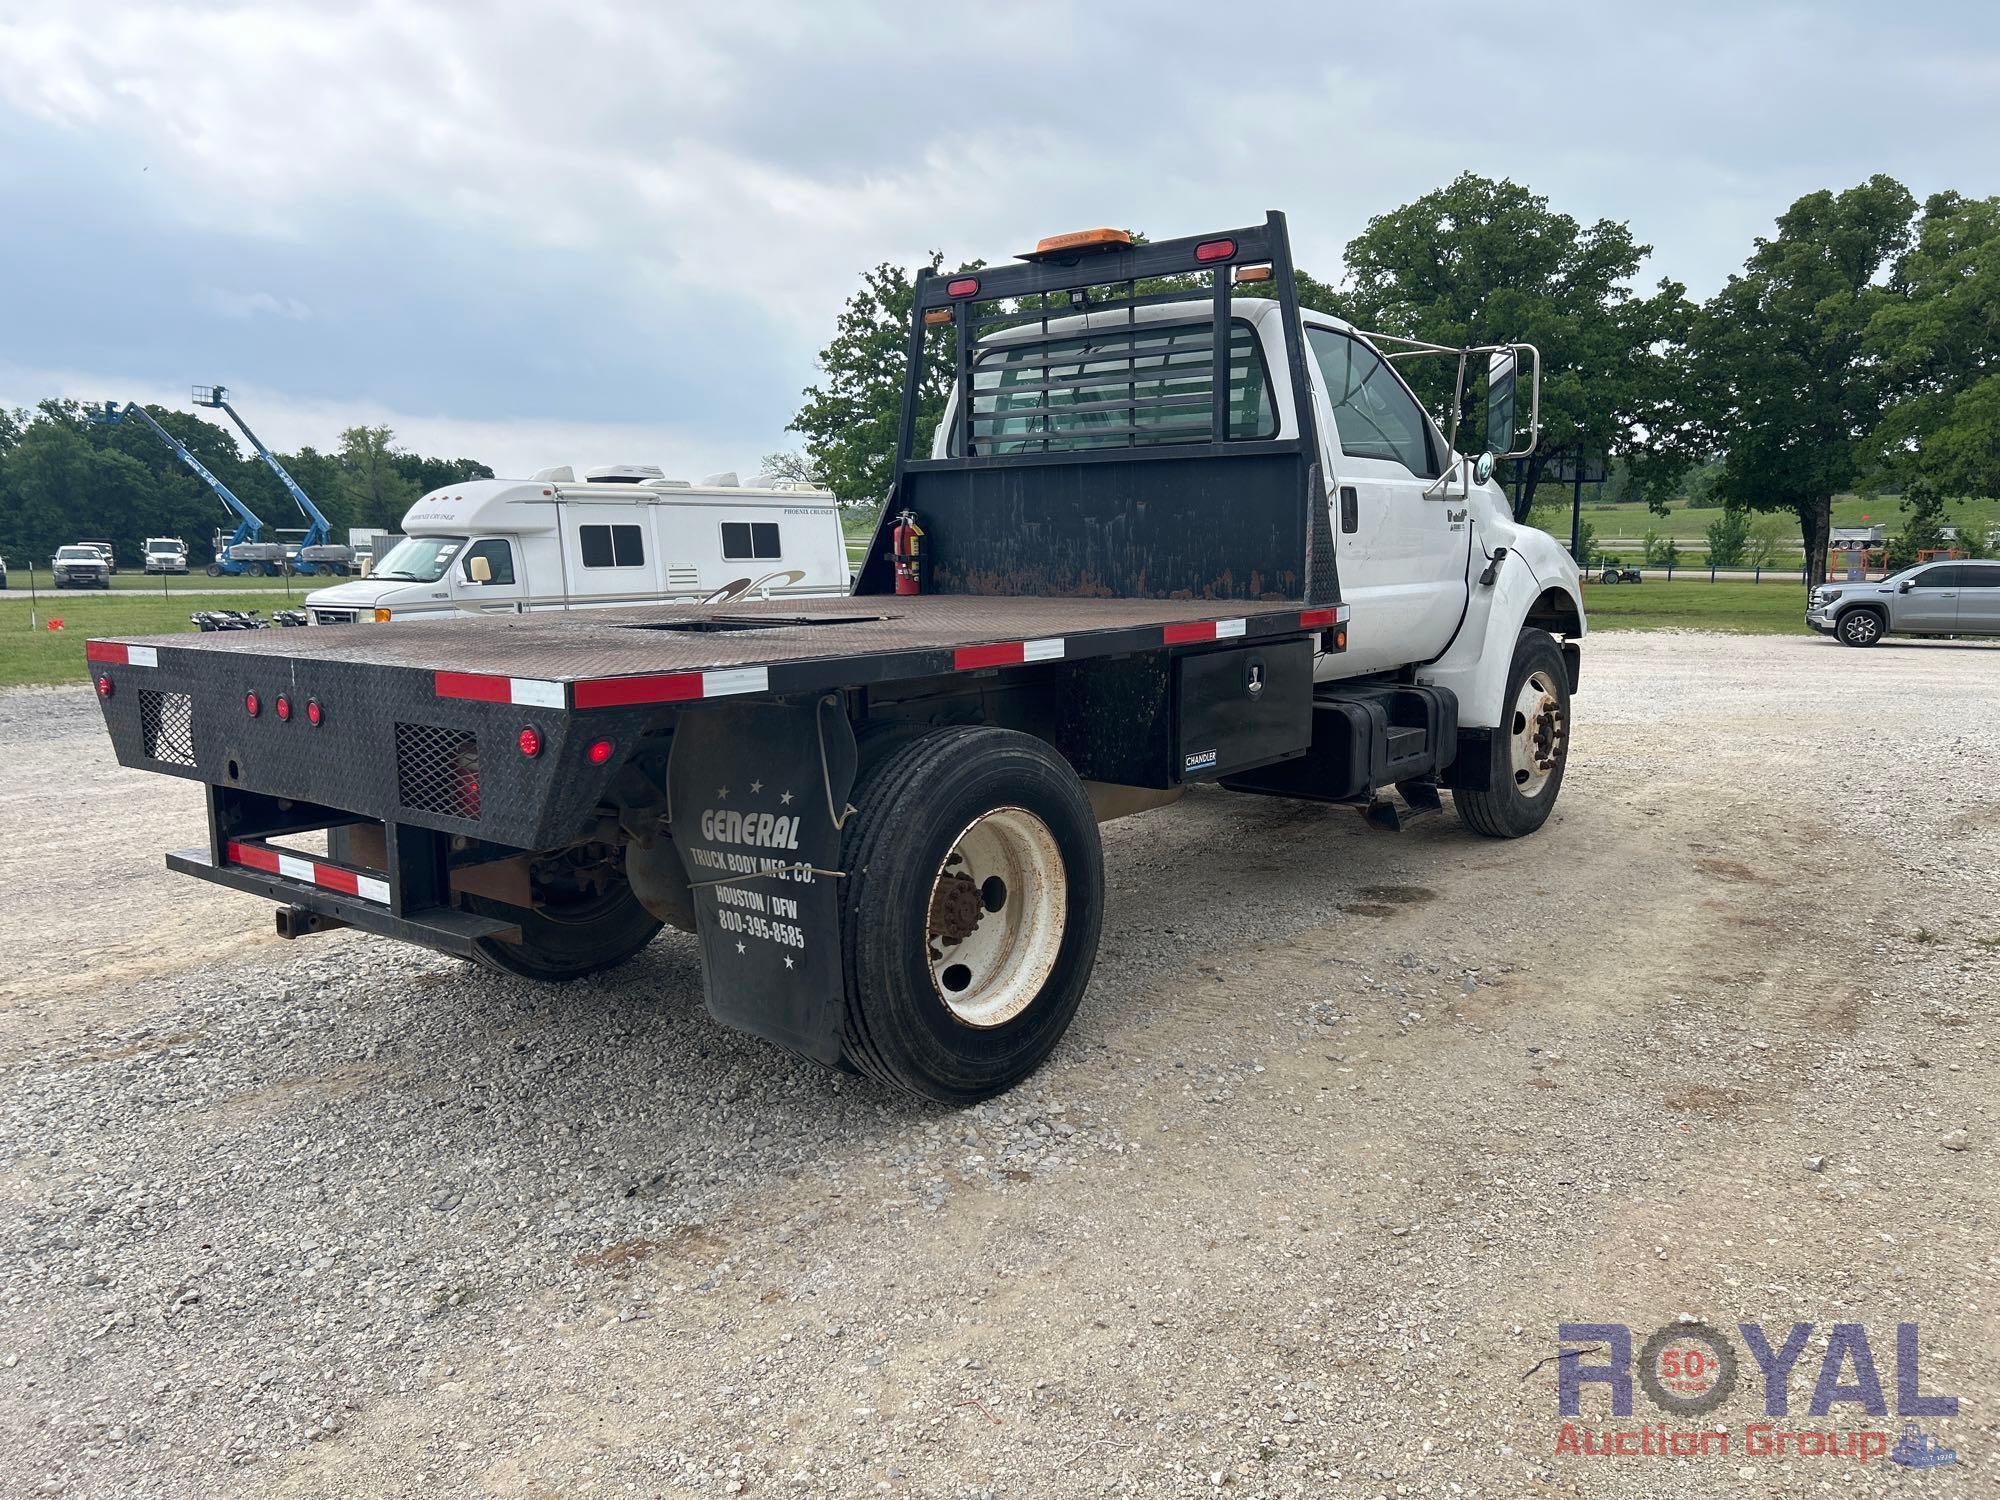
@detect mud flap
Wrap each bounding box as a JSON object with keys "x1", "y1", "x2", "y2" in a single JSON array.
[{"x1": 666, "y1": 697, "x2": 857, "y2": 1065}]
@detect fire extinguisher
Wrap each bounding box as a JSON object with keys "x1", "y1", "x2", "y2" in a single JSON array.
[{"x1": 891, "y1": 510, "x2": 925, "y2": 596}]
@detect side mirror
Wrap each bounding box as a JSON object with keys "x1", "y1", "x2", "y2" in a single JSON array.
[
  {"x1": 1473, "y1": 452, "x2": 1496, "y2": 486},
  {"x1": 1485, "y1": 349, "x2": 1518, "y2": 458},
  {"x1": 467, "y1": 554, "x2": 492, "y2": 584},
  {"x1": 1898, "y1": 579, "x2": 1915, "y2": 593}
]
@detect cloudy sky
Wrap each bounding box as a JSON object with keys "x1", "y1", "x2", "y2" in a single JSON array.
[{"x1": 2, "y1": 0, "x2": 1994, "y2": 479}]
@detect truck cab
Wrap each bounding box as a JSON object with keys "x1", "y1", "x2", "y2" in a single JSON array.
[
  {"x1": 302, "y1": 470, "x2": 851, "y2": 625},
  {"x1": 930, "y1": 292, "x2": 1582, "y2": 731}
]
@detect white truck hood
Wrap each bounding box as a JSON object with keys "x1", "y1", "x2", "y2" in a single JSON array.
[{"x1": 304, "y1": 578, "x2": 443, "y2": 612}]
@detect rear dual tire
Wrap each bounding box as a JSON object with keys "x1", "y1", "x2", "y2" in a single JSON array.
[{"x1": 839, "y1": 727, "x2": 1104, "y2": 1104}]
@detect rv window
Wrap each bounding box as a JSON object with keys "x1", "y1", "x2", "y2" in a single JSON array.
[
  {"x1": 461, "y1": 538, "x2": 516, "y2": 585},
  {"x1": 581, "y1": 524, "x2": 645, "y2": 568},
  {"x1": 721, "y1": 521, "x2": 782, "y2": 560}
]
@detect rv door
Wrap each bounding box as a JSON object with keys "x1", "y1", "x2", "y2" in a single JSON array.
[{"x1": 453, "y1": 536, "x2": 528, "y2": 612}]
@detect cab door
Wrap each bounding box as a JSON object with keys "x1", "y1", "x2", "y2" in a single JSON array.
[
  {"x1": 1955, "y1": 564, "x2": 2000, "y2": 634},
  {"x1": 1897, "y1": 564, "x2": 1960, "y2": 632},
  {"x1": 454, "y1": 536, "x2": 529, "y2": 613},
  {"x1": 1303, "y1": 325, "x2": 1468, "y2": 674}
]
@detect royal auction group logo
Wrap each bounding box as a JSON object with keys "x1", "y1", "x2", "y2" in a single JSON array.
[{"x1": 1552, "y1": 1321, "x2": 1958, "y2": 1469}]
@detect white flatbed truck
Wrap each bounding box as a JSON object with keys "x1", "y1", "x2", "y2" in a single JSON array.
[{"x1": 85, "y1": 213, "x2": 1584, "y2": 1103}]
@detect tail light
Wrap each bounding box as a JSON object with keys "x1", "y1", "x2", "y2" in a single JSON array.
[
  {"x1": 275, "y1": 694, "x2": 292, "y2": 722},
  {"x1": 245, "y1": 691, "x2": 261, "y2": 718},
  {"x1": 1194, "y1": 238, "x2": 1236, "y2": 262},
  {"x1": 96, "y1": 675, "x2": 113, "y2": 698},
  {"x1": 945, "y1": 276, "x2": 980, "y2": 298},
  {"x1": 518, "y1": 726, "x2": 542, "y2": 758},
  {"x1": 587, "y1": 738, "x2": 615, "y2": 765},
  {"x1": 305, "y1": 698, "x2": 324, "y2": 728}
]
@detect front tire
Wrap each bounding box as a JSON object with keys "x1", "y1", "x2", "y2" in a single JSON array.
[
  {"x1": 1836, "y1": 609, "x2": 1884, "y2": 647},
  {"x1": 839, "y1": 727, "x2": 1103, "y2": 1104},
  {"x1": 1454, "y1": 628, "x2": 1571, "y2": 840}
]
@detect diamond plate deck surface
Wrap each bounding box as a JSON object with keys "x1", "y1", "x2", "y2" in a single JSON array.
[{"x1": 108, "y1": 596, "x2": 1313, "y2": 683}]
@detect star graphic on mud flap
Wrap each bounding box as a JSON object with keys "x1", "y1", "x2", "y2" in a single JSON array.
[
  {"x1": 779, "y1": 790, "x2": 794, "y2": 806},
  {"x1": 750, "y1": 779, "x2": 764, "y2": 794},
  {"x1": 783, "y1": 954, "x2": 794, "y2": 969},
  {"x1": 735, "y1": 941, "x2": 746, "y2": 955},
  {"x1": 717, "y1": 786, "x2": 729, "y2": 800}
]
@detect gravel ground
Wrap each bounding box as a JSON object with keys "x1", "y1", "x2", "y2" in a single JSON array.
[{"x1": 1, "y1": 631, "x2": 1996, "y2": 1498}]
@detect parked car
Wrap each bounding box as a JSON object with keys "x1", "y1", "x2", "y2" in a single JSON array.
[
  {"x1": 143, "y1": 537, "x2": 191, "y2": 574},
  {"x1": 1809, "y1": 560, "x2": 2000, "y2": 645},
  {"x1": 52, "y1": 545, "x2": 111, "y2": 588},
  {"x1": 79, "y1": 540, "x2": 119, "y2": 574}
]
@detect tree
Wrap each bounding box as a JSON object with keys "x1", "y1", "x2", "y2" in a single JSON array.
[
  {"x1": 1884, "y1": 479, "x2": 1950, "y2": 571},
  {"x1": 1868, "y1": 191, "x2": 2000, "y2": 497},
  {"x1": 1337, "y1": 173, "x2": 1694, "y2": 517},
  {"x1": 756, "y1": 450, "x2": 822, "y2": 488},
  {"x1": 1745, "y1": 515, "x2": 1789, "y2": 570},
  {"x1": 1704, "y1": 506, "x2": 1750, "y2": 568},
  {"x1": 1689, "y1": 175, "x2": 1917, "y2": 589},
  {"x1": 790, "y1": 255, "x2": 960, "y2": 506},
  {"x1": 337, "y1": 425, "x2": 419, "y2": 530}
]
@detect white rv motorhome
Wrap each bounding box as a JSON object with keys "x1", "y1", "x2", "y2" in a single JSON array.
[{"x1": 304, "y1": 467, "x2": 849, "y2": 625}]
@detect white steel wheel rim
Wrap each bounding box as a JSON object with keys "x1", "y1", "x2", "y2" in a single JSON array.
[
  {"x1": 1509, "y1": 670, "x2": 1565, "y2": 799},
  {"x1": 925, "y1": 806, "x2": 1067, "y2": 1028}
]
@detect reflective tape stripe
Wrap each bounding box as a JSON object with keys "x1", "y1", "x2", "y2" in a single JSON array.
[
  {"x1": 703, "y1": 667, "x2": 770, "y2": 698},
  {"x1": 572, "y1": 672, "x2": 704, "y2": 709},
  {"x1": 1215, "y1": 617, "x2": 1247, "y2": 638},
  {"x1": 129, "y1": 646, "x2": 159, "y2": 667},
  {"x1": 434, "y1": 671, "x2": 566, "y2": 707},
  {"x1": 225, "y1": 841, "x2": 390, "y2": 906},
  {"x1": 955, "y1": 637, "x2": 1065, "y2": 671}
]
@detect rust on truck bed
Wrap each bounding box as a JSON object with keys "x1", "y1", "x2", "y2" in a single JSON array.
[{"x1": 91, "y1": 595, "x2": 1335, "y2": 689}]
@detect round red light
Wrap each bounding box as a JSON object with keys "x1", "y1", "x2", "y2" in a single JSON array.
[
  {"x1": 306, "y1": 698, "x2": 324, "y2": 728},
  {"x1": 245, "y1": 691, "x2": 260, "y2": 718},
  {"x1": 517, "y1": 726, "x2": 542, "y2": 758},
  {"x1": 587, "y1": 738, "x2": 615, "y2": 765},
  {"x1": 275, "y1": 694, "x2": 292, "y2": 721},
  {"x1": 96, "y1": 675, "x2": 113, "y2": 698}
]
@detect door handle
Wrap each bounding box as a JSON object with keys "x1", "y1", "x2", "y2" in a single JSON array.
[{"x1": 1339, "y1": 485, "x2": 1359, "y2": 534}]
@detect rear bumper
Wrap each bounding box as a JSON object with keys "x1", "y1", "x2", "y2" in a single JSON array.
[{"x1": 167, "y1": 843, "x2": 519, "y2": 957}]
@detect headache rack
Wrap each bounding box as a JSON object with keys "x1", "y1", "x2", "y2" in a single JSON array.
[{"x1": 855, "y1": 211, "x2": 1336, "y2": 607}]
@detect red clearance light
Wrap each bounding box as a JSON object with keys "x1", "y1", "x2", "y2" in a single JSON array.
[
  {"x1": 305, "y1": 698, "x2": 324, "y2": 728},
  {"x1": 96, "y1": 674, "x2": 113, "y2": 698},
  {"x1": 275, "y1": 694, "x2": 292, "y2": 722},
  {"x1": 518, "y1": 726, "x2": 542, "y2": 759},
  {"x1": 245, "y1": 691, "x2": 260, "y2": 718},
  {"x1": 1194, "y1": 238, "x2": 1236, "y2": 263},
  {"x1": 586, "y1": 738, "x2": 615, "y2": 766},
  {"x1": 945, "y1": 276, "x2": 980, "y2": 298}
]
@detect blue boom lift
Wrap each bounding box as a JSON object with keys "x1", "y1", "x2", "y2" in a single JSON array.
[
  {"x1": 89, "y1": 402, "x2": 291, "y2": 576},
  {"x1": 193, "y1": 385, "x2": 354, "y2": 575}
]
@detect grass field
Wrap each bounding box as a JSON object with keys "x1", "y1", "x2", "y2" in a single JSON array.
[
  {"x1": 0, "y1": 596, "x2": 240, "y2": 689},
  {"x1": 1580, "y1": 578, "x2": 1810, "y2": 634},
  {"x1": 1578, "y1": 491, "x2": 2000, "y2": 547}
]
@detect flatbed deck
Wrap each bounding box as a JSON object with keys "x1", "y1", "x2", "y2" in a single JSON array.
[{"x1": 93, "y1": 595, "x2": 1343, "y2": 709}]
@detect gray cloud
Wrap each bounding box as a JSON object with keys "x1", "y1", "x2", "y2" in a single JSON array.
[{"x1": 1, "y1": 0, "x2": 1994, "y2": 477}]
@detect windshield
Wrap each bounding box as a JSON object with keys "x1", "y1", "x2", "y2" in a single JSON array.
[
  {"x1": 370, "y1": 535, "x2": 466, "y2": 582},
  {"x1": 146, "y1": 540, "x2": 183, "y2": 552},
  {"x1": 57, "y1": 548, "x2": 100, "y2": 561}
]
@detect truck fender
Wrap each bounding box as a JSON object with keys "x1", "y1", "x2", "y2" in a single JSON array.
[{"x1": 1418, "y1": 555, "x2": 1584, "y2": 730}]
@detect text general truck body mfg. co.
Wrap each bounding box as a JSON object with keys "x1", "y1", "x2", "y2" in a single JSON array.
[{"x1": 86, "y1": 215, "x2": 1585, "y2": 1102}]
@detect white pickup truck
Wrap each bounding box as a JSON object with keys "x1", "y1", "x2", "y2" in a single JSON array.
[{"x1": 88, "y1": 213, "x2": 1584, "y2": 1103}]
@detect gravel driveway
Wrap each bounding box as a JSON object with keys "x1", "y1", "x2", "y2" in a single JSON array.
[{"x1": 2, "y1": 632, "x2": 1995, "y2": 1498}]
